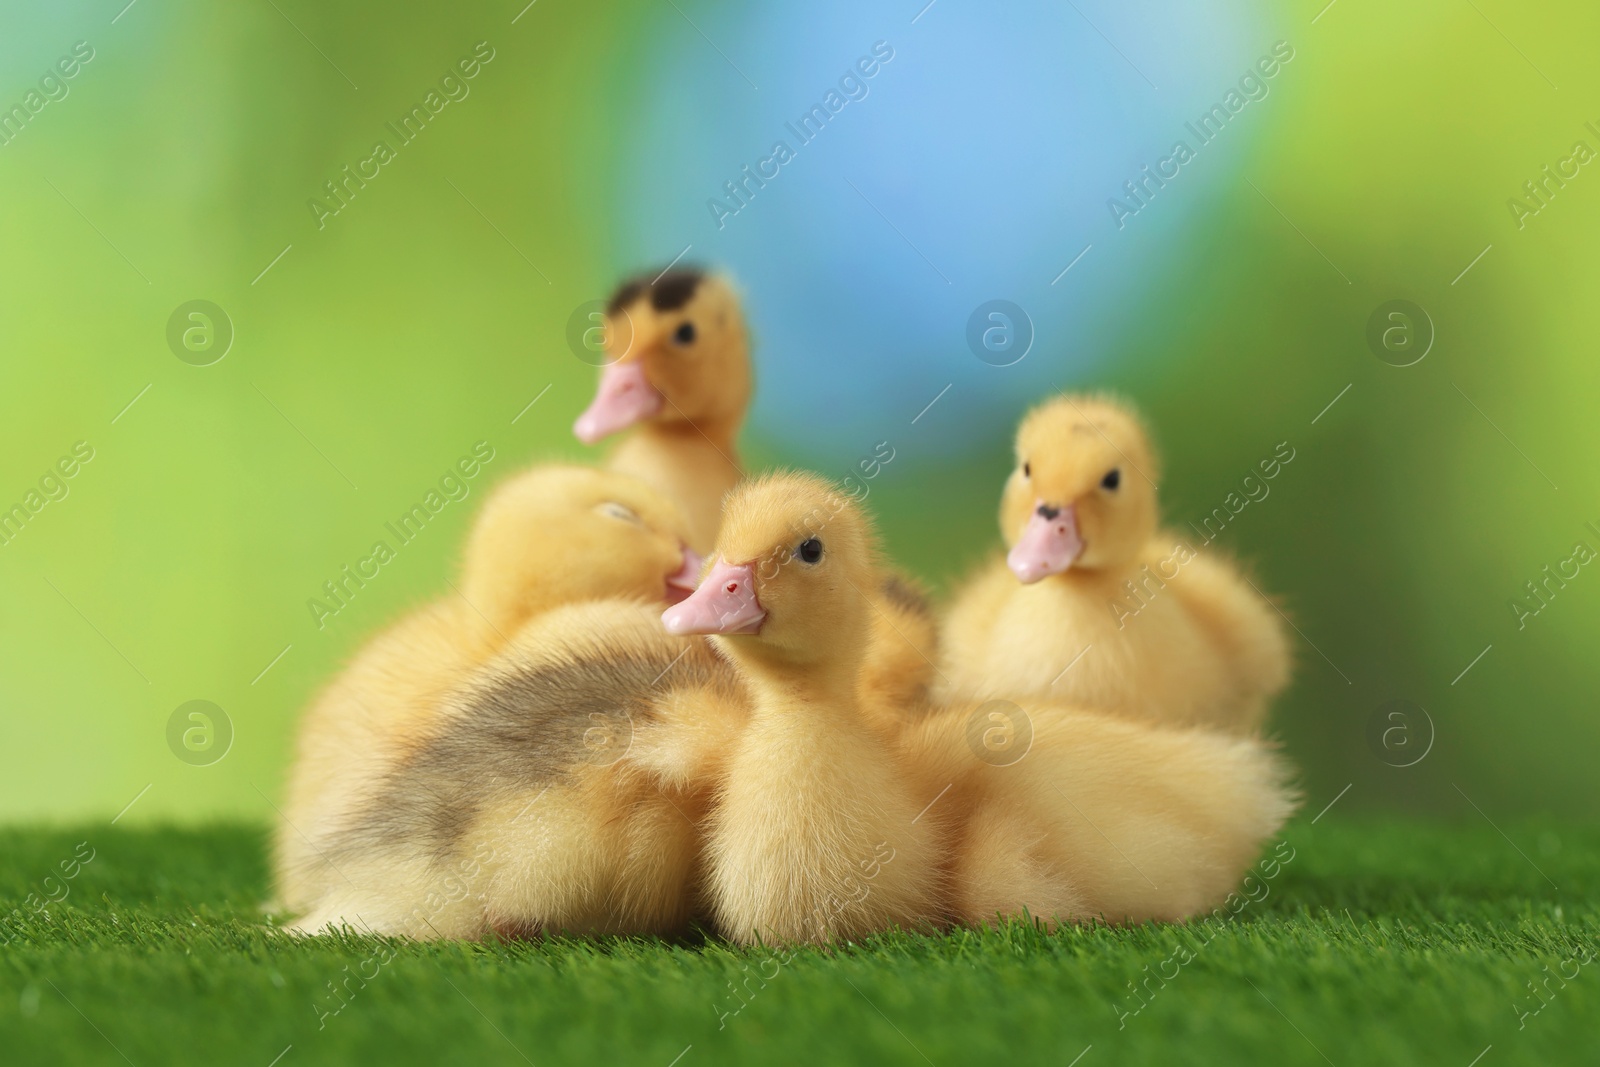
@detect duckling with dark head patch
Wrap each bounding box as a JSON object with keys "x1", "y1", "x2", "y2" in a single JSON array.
[
  {"x1": 576, "y1": 266, "x2": 940, "y2": 721},
  {"x1": 574, "y1": 267, "x2": 749, "y2": 554}
]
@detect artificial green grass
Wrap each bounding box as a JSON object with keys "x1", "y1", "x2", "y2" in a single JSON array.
[{"x1": 0, "y1": 818, "x2": 1594, "y2": 1066}]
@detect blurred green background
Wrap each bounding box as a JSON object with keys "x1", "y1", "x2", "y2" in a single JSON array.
[{"x1": 0, "y1": 0, "x2": 1595, "y2": 826}]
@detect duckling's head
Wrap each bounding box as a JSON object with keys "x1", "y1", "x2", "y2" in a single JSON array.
[
  {"x1": 461, "y1": 465, "x2": 702, "y2": 632},
  {"x1": 1000, "y1": 394, "x2": 1160, "y2": 581},
  {"x1": 661, "y1": 472, "x2": 876, "y2": 670},
  {"x1": 572, "y1": 269, "x2": 751, "y2": 444}
]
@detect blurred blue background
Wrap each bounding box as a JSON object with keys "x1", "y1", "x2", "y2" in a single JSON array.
[{"x1": 617, "y1": 0, "x2": 1264, "y2": 460}]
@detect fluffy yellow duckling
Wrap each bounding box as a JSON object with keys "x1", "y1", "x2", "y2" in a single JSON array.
[
  {"x1": 455, "y1": 464, "x2": 702, "y2": 653},
  {"x1": 575, "y1": 266, "x2": 938, "y2": 716},
  {"x1": 286, "y1": 600, "x2": 746, "y2": 939},
  {"x1": 664, "y1": 471, "x2": 1294, "y2": 938},
  {"x1": 939, "y1": 394, "x2": 1291, "y2": 733},
  {"x1": 900, "y1": 699, "x2": 1297, "y2": 927},
  {"x1": 662, "y1": 473, "x2": 946, "y2": 945},
  {"x1": 573, "y1": 268, "x2": 749, "y2": 555},
  {"x1": 275, "y1": 465, "x2": 703, "y2": 922}
]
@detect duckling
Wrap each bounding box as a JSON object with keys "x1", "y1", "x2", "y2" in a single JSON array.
[
  {"x1": 938, "y1": 394, "x2": 1291, "y2": 733},
  {"x1": 575, "y1": 266, "x2": 938, "y2": 716},
  {"x1": 663, "y1": 473, "x2": 946, "y2": 945},
  {"x1": 455, "y1": 464, "x2": 703, "y2": 654},
  {"x1": 572, "y1": 268, "x2": 749, "y2": 554},
  {"x1": 286, "y1": 599, "x2": 747, "y2": 939},
  {"x1": 664, "y1": 471, "x2": 1294, "y2": 937},
  {"x1": 275, "y1": 465, "x2": 703, "y2": 919},
  {"x1": 899, "y1": 699, "x2": 1297, "y2": 926}
]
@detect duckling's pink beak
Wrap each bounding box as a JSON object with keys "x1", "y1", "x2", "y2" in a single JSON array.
[
  {"x1": 661, "y1": 559, "x2": 765, "y2": 635},
  {"x1": 1008, "y1": 503, "x2": 1084, "y2": 583},
  {"x1": 665, "y1": 546, "x2": 704, "y2": 605},
  {"x1": 573, "y1": 361, "x2": 664, "y2": 444}
]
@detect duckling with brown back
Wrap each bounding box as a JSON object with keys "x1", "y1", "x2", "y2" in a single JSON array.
[{"x1": 276, "y1": 465, "x2": 711, "y2": 929}]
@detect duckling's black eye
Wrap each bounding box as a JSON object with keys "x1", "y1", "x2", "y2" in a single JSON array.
[
  {"x1": 1023, "y1": 461, "x2": 1031, "y2": 478},
  {"x1": 1101, "y1": 469, "x2": 1121, "y2": 491},
  {"x1": 796, "y1": 538, "x2": 823, "y2": 564},
  {"x1": 673, "y1": 321, "x2": 696, "y2": 346}
]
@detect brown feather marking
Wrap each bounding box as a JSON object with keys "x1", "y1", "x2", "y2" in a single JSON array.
[
  {"x1": 879, "y1": 573, "x2": 931, "y2": 619},
  {"x1": 325, "y1": 640, "x2": 734, "y2": 865},
  {"x1": 605, "y1": 268, "x2": 706, "y2": 315}
]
